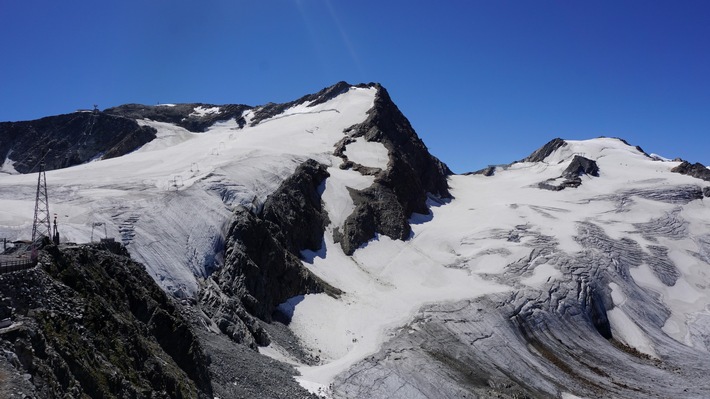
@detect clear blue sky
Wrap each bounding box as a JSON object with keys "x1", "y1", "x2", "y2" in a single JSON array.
[{"x1": 1, "y1": 1, "x2": 708, "y2": 173}]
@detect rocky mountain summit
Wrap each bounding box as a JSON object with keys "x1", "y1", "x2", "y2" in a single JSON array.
[{"x1": 2, "y1": 83, "x2": 710, "y2": 398}]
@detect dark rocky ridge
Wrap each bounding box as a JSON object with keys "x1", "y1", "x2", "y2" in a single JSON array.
[
  {"x1": 465, "y1": 165, "x2": 497, "y2": 176},
  {"x1": 105, "y1": 103, "x2": 251, "y2": 132},
  {"x1": 670, "y1": 161, "x2": 710, "y2": 197},
  {"x1": 538, "y1": 155, "x2": 600, "y2": 191},
  {"x1": 333, "y1": 84, "x2": 452, "y2": 255},
  {"x1": 199, "y1": 159, "x2": 340, "y2": 348},
  {"x1": 0, "y1": 111, "x2": 156, "y2": 173},
  {"x1": 563, "y1": 154, "x2": 600, "y2": 179},
  {"x1": 0, "y1": 243, "x2": 212, "y2": 398},
  {"x1": 520, "y1": 137, "x2": 567, "y2": 163}
]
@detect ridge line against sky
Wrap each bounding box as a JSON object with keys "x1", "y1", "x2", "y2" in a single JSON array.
[{"x1": 1, "y1": 1, "x2": 708, "y2": 173}]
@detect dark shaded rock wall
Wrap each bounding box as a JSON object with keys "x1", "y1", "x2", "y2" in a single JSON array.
[
  {"x1": 0, "y1": 111, "x2": 156, "y2": 173},
  {"x1": 199, "y1": 160, "x2": 340, "y2": 348},
  {"x1": 672, "y1": 160, "x2": 710, "y2": 182},
  {"x1": 0, "y1": 244, "x2": 213, "y2": 399},
  {"x1": 105, "y1": 103, "x2": 251, "y2": 133},
  {"x1": 563, "y1": 155, "x2": 599, "y2": 179},
  {"x1": 520, "y1": 137, "x2": 567, "y2": 163}
]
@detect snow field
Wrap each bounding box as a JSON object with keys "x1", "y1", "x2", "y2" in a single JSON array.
[
  {"x1": 342, "y1": 136, "x2": 389, "y2": 170},
  {"x1": 190, "y1": 105, "x2": 221, "y2": 117},
  {"x1": 289, "y1": 137, "x2": 710, "y2": 392},
  {"x1": 0, "y1": 86, "x2": 377, "y2": 297}
]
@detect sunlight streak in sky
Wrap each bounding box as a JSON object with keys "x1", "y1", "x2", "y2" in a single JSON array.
[
  {"x1": 323, "y1": 0, "x2": 366, "y2": 81},
  {"x1": 294, "y1": 0, "x2": 332, "y2": 77}
]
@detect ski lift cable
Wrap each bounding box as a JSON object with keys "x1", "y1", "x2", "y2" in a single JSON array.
[
  {"x1": 26, "y1": 149, "x2": 53, "y2": 174},
  {"x1": 51, "y1": 106, "x2": 100, "y2": 166}
]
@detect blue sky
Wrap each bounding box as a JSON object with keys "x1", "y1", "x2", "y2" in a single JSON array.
[{"x1": 1, "y1": 1, "x2": 708, "y2": 173}]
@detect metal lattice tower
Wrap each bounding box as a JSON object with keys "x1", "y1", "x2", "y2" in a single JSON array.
[{"x1": 31, "y1": 162, "x2": 51, "y2": 255}]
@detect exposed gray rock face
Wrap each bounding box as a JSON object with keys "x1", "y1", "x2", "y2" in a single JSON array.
[
  {"x1": 199, "y1": 160, "x2": 340, "y2": 348},
  {"x1": 0, "y1": 111, "x2": 156, "y2": 173},
  {"x1": 465, "y1": 165, "x2": 496, "y2": 176},
  {"x1": 564, "y1": 154, "x2": 600, "y2": 178},
  {"x1": 520, "y1": 137, "x2": 567, "y2": 163},
  {"x1": 538, "y1": 155, "x2": 599, "y2": 191},
  {"x1": 261, "y1": 159, "x2": 331, "y2": 256},
  {"x1": 333, "y1": 84, "x2": 452, "y2": 255},
  {"x1": 194, "y1": 327, "x2": 317, "y2": 399},
  {"x1": 671, "y1": 160, "x2": 710, "y2": 182}
]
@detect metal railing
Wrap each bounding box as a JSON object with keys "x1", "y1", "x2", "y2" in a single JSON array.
[{"x1": 0, "y1": 258, "x2": 37, "y2": 274}]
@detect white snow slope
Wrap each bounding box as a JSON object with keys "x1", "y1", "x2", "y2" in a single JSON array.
[
  {"x1": 2, "y1": 86, "x2": 710, "y2": 397},
  {"x1": 0, "y1": 86, "x2": 375, "y2": 296}
]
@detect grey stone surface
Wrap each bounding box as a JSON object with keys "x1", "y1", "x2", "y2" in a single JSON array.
[
  {"x1": 671, "y1": 160, "x2": 710, "y2": 182},
  {"x1": 519, "y1": 137, "x2": 567, "y2": 163}
]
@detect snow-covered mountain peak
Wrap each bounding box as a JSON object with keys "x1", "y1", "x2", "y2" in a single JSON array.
[
  {"x1": 518, "y1": 136, "x2": 651, "y2": 169},
  {"x1": 540, "y1": 137, "x2": 649, "y2": 164}
]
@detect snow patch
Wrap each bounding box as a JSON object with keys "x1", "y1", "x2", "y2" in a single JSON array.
[
  {"x1": 343, "y1": 137, "x2": 389, "y2": 170},
  {"x1": 190, "y1": 105, "x2": 221, "y2": 117},
  {"x1": 0, "y1": 150, "x2": 18, "y2": 175},
  {"x1": 521, "y1": 263, "x2": 561, "y2": 287},
  {"x1": 609, "y1": 282, "x2": 626, "y2": 306},
  {"x1": 607, "y1": 307, "x2": 658, "y2": 358},
  {"x1": 320, "y1": 166, "x2": 373, "y2": 230},
  {"x1": 135, "y1": 119, "x2": 196, "y2": 152}
]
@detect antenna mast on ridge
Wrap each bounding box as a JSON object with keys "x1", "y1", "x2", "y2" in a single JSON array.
[{"x1": 31, "y1": 161, "x2": 51, "y2": 259}]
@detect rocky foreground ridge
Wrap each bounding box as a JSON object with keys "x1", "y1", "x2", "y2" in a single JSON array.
[
  {"x1": 0, "y1": 243, "x2": 212, "y2": 398},
  {"x1": 0, "y1": 242, "x2": 322, "y2": 399}
]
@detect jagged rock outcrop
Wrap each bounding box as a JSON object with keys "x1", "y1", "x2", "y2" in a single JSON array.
[
  {"x1": 671, "y1": 160, "x2": 710, "y2": 183},
  {"x1": 520, "y1": 137, "x2": 567, "y2": 163},
  {"x1": 199, "y1": 160, "x2": 340, "y2": 348},
  {"x1": 0, "y1": 244, "x2": 212, "y2": 398},
  {"x1": 538, "y1": 155, "x2": 599, "y2": 191},
  {"x1": 0, "y1": 111, "x2": 157, "y2": 173},
  {"x1": 564, "y1": 154, "x2": 600, "y2": 179},
  {"x1": 333, "y1": 84, "x2": 452, "y2": 255},
  {"x1": 465, "y1": 165, "x2": 497, "y2": 176},
  {"x1": 105, "y1": 103, "x2": 251, "y2": 132}
]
